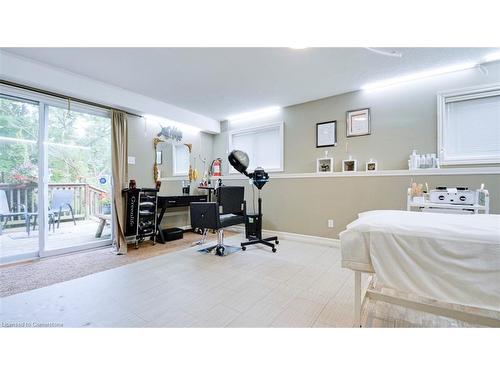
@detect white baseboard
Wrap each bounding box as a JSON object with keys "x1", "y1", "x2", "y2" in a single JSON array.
[
  {"x1": 164, "y1": 224, "x2": 340, "y2": 248},
  {"x1": 178, "y1": 223, "x2": 340, "y2": 247},
  {"x1": 230, "y1": 225, "x2": 340, "y2": 248}
]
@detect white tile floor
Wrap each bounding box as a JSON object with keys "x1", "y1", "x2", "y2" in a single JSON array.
[{"x1": 0, "y1": 234, "x2": 359, "y2": 328}]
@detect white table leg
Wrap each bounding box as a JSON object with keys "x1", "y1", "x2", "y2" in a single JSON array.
[{"x1": 354, "y1": 270, "x2": 361, "y2": 327}]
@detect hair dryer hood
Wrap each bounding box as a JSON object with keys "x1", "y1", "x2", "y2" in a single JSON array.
[{"x1": 228, "y1": 150, "x2": 250, "y2": 176}]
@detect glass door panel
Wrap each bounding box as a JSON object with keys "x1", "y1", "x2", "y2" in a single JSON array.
[
  {"x1": 0, "y1": 95, "x2": 40, "y2": 262},
  {"x1": 46, "y1": 105, "x2": 112, "y2": 252}
]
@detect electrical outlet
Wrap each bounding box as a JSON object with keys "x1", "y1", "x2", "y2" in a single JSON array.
[{"x1": 328, "y1": 219, "x2": 334, "y2": 228}]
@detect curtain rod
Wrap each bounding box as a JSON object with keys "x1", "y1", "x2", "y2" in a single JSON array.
[{"x1": 0, "y1": 79, "x2": 143, "y2": 118}]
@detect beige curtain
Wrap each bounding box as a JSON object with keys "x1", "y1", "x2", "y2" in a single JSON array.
[{"x1": 111, "y1": 110, "x2": 128, "y2": 254}]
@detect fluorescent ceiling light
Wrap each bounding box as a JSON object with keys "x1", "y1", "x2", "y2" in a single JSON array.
[
  {"x1": 482, "y1": 51, "x2": 500, "y2": 63},
  {"x1": 362, "y1": 62, "x2": 477, "y2": 91},
  {"x1": 144, "y1": 114, "x2": 200, "y2": 134},
  {"x1": 227, "y1": 106, "x2": 281, "y2": 123}
]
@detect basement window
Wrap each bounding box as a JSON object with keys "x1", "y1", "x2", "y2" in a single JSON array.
[
  {"x1": 228, "y1": 122, "x2": 284, "y2": 172},
  {"x1": 437, "y1": 84, "x2": 500, "y2": 165}
]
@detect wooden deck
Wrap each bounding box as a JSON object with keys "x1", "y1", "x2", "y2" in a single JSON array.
[{"x1": 0, "y1": 218, "x2": 111, "y2": 261}]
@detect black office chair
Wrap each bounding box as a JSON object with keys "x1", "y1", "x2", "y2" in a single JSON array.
[{"x1": 190, "y1": 186, "x2": 246, "y2": 256}]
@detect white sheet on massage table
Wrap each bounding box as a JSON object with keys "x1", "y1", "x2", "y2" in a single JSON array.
[{"x1": 340, "y1": 210, "x2": 500, "y2": 311}]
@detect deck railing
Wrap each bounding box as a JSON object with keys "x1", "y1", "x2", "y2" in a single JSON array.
[{"x1": 0, "y1": 182, "x2": 108, "y2": 227}]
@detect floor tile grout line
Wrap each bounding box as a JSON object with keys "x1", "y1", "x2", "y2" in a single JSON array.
[{"x1": 310, "y1": 269, "x2": 353, "y2": 327}]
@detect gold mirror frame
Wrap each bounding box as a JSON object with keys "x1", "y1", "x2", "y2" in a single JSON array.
[{"x1": 153, "y1": 140, "x2": 195, "y2": 183}]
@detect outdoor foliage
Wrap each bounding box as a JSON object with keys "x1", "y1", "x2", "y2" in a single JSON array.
[
  {"x1": 0, "y1": 97, "x2": 38, "y2": 182},
  {"x1": 0, "y1": 97, "x2": 111, "y2": 191}
]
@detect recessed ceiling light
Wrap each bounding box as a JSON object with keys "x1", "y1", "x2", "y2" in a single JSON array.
[{"x1": 289, "y1": 46, "x2": 308, "y2": 50}]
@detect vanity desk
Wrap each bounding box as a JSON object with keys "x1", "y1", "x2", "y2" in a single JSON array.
[{"x1": 156, "y1": 194, "x2": 208, "y2": 243}]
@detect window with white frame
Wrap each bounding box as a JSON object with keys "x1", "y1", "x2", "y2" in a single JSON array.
[
  {"x1": 173, "y1": 143, "x2": 190, "y2": 175},
  {"x1": 438, "y1": 84, "x2": 500, "y2": 165},
  {"x1": 229, "y1": 122, "x2": 284, "y2": 172}
]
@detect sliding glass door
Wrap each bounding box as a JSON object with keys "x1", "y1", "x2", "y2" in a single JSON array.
[
  {"x1": 45, "y1": 105, "x2": 112, "y2": 253},
  {"x1": 0, "y1": 87, "x2": 113, "y2": 263},
  {"x1": 0, "y1": 95, "x2": 40, "y2": 262}
]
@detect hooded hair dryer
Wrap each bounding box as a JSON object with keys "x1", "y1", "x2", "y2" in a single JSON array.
[
  {"x1": 228, "y1": 150, "x2": 269, "y2": 189},
  {"x1": 227, "y1": 149, "x2": 278, "y2": 252},
  {"x1": 228, "y1": 150, "x2": 250, "y2": 176}
]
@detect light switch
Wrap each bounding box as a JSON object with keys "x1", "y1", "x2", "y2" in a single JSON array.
[{"x1": 128, "y1": 156, "x2": 136, "y2": 165}]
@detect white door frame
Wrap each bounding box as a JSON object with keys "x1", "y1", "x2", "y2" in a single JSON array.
[{"x1": 38, "y1": 102, "x2": 48, "y2": 257}]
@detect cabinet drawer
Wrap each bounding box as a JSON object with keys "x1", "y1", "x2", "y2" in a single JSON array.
[{"x1": 160, "y1": 195, "x2": 208, "y2": 207}]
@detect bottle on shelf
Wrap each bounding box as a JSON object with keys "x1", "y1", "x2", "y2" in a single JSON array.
[
  {"x1": 430, "y1": 153, "x2": 437, "y2": 168},
  {"x1": 409, "y1": 150, "x2": 419, "y2": 170},
  {"x1": 408, "y1": 151, "x2": 440, "y2": 170}
]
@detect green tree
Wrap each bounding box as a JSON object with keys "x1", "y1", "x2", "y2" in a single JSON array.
[
  {"x1": 0, "y1": 97, "x2": 39, "y2": 182},
  {"x1": 0, "y1": 97, "x2": 111, "y2": 193}
]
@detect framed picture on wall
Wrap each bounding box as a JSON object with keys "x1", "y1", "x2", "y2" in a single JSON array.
[
  {"x1": 366, "y1": 160, "x2": 377, "y2": 171},
  {"x1": 346, "y1": 108, "x2": 371, "y2": 137},
  {"x1": 316, "y1": 120, "x2": 337, "y2": 147},
  {"x1": 317, "y1": 157, "x2": 334, "y2": 173},
  {"x1": 342, "y1": 159, "x2": 358, "y2": 172}
]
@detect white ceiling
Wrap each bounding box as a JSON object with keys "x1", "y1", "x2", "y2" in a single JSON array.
[{"x1": 3, "y1": 48, "x2": 498, "y2": 121}]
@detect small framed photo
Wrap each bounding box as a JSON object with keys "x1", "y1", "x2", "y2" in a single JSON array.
[
  {"x1": 316, "y1": 120, "x2": 337, "y2": 148},
  {"x1": 317, "y1": 158, "x2": 334, "y2": 173},
  {"x1": 342, "y1": 159, "x2": 358, "y2": 172},
  {"x1": 366, "y1": 161, "x2": 378, "y2": 171},
  {"x1": 346, "y1": 108, "x2": 370, "y2": 137}
]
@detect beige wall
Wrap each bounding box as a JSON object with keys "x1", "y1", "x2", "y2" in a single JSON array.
[{"x1": 211, "y1": 62, "x2": 500, "y2": 237}]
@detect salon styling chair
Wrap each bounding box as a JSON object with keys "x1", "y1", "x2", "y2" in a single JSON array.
[{"x1": 190, "y1": 186, "x2": 246, "y2": 256}]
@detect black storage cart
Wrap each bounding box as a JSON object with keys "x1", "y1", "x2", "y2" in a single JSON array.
[{"x1": 123, "y1": 187, "x2": 158, "y2": 249}]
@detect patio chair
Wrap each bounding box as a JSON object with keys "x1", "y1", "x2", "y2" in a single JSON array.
[
  {"x1": 50, "y1": 189, "x2": 77, "y2": 229},
  {"x1": 0, "y1": 190, "x2": 27, "y2": 235},
  {"x1": 29, "y1": 189, "x2": 77, "y2": 234}
]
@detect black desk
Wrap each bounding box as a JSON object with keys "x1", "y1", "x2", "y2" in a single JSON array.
[{"x1": 156, "y1": 194, "x2": 208, "y2": 243}]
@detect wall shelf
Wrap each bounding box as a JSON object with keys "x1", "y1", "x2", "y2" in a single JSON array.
[{"x1": 159, "y1": 167, "x2": 500, "y2": 182}]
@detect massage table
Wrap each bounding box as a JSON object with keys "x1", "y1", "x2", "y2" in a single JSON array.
[{"x1": 340, "y1": 210, "x2": 500, "y2": 327}]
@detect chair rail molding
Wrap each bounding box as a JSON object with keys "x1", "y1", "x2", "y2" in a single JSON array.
[{"x1": 159, "y1": 166, "x2": 500, "y2": 181}]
